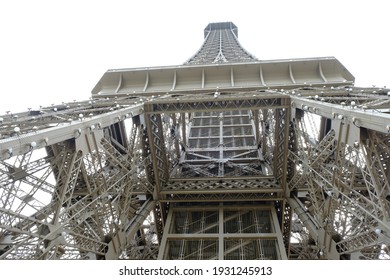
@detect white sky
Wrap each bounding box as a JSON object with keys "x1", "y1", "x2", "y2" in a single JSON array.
[{"x1": 1, "y1": 0, "x2": 389, "y2": 113}]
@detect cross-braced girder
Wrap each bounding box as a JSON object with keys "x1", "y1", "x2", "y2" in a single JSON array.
[
  {"x1": 143, "y1": 91, "x2": 290, "y2": 205},
  {"x1": 288, "y1": 88, "x2": 390, "y2": 259}
]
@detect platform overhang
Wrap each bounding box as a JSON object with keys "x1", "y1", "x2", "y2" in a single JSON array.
[{"x1": 92, "y1": 57, "x2": 354, "y2": 97}]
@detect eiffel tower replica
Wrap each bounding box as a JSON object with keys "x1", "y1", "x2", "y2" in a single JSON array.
[{"x1": 0, "y1": 22, "x2": 389, "y2": 260}]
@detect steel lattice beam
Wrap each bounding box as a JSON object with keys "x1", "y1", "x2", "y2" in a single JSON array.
[{"x1": 0, "y1": 22, "x2": 389, "y2": 260}]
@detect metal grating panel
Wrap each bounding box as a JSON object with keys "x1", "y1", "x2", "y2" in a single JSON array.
[{"x1": 159, "y1": 205, "x2": 286, "y2": 260}]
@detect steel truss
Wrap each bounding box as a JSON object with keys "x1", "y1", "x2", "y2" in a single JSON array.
[
  {"x1": 0, "y1": 22, "x2": 389, "y2": 260},
  {"x1": 158, "y1": 204, "x2": 286, "y2": 260}
]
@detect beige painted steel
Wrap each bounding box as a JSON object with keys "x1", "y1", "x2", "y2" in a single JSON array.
[{"x1": 92, "y1": 57, "x2": 354, "y2": 97}]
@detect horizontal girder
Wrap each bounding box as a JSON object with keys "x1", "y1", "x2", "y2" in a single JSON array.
[{"x1": 91, "y1": 58, "x2": 354, "y2": 97}]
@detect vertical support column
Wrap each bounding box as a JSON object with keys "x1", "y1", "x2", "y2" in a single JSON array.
[
  {"x1": 157, "y1": 207, "x2": 174, "y2": 260},
  {"x1": 181, "y1": 113, "x2": 187, "y2": 146},
  {"x1": 218, "y1": 112, "x2": 224, "y2": 177},
  {"x1": 253, "y1": 110, "x2": 260, "y2": 145},
  {"x1": 144, "y1": 108, "x2": 169, "y2": 198},
  {"x1": 273, "y1": 102, "x2": 290, "y2": 193},
  {"x1": 171, "y1": 113, "x2": 181, "y2": 160},
  {"x1": 262, "y1": 109, "x2": 268, "y2": 157},
  {"x1": 271, "y1": 206, "x2": 288, "y2": 260},
  {"x1": 218, "y1": 204, "x2": 224, "y2": 260}
]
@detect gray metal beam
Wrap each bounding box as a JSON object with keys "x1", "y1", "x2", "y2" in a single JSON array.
[
  {"x1": 0, "y1": 104, "x2": 143, "y2": 160},
  {"x1": 292, "y1": 96, "x2": 390, "y2": 134}
]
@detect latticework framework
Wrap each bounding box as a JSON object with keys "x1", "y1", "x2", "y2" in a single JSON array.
[{"x1": 0, "y1": 22, "x2": 389, "y2": 260}]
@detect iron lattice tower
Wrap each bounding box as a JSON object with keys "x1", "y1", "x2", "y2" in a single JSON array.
[{"x1": 0, "y1": 22, "x2": 389, "y2": 260}]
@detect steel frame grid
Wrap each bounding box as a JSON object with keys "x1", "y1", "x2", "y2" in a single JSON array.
[
  {"x1": 1, "y1": 22, "x2": 389, "y2": 260},
  {"x1": 157, "y1": 204, "x2": 287, "y2": 260},
  {"x1": 143, "y1": 91, "x2": 290, "y2": 202}
]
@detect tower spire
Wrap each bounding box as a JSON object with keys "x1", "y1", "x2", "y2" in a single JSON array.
[{"x1": 185, "y1": 21, "x2": 257, "y2": 64}]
